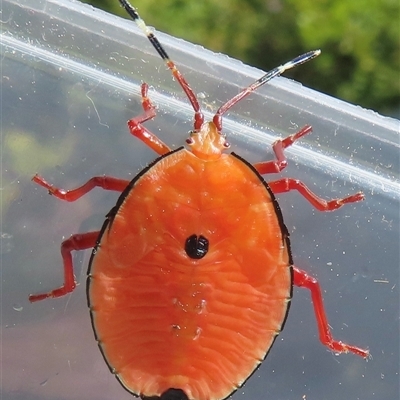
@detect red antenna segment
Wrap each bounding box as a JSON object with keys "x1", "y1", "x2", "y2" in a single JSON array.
[{"x1": 119, "y1": 0, "x2": 320, "y2": 132}]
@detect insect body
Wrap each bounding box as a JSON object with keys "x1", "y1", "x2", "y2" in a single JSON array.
[{"x1": 29, "y1": 1, "x2": 369, "y2": 400}]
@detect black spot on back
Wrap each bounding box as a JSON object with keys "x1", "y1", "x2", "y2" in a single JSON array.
[{"x1": 185, "y1": 234, "x2": 209, "y2": 259}]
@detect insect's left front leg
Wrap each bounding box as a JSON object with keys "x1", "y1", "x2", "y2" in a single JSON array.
[
  {"x1": 293, "y1": 266, "x2": 369, "y2": 358},
  {"x1": 128, "y1": 82, "x2": 171, "y2": 155},
  {"x1": 29, "y1": 231, "x2": 99, "y2": 302}
]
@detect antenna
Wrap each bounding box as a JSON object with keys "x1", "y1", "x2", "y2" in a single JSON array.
[{"x1": 119, "y1": 0, "x2": 320, "y2": 132}]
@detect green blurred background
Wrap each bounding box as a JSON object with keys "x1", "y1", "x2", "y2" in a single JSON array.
[{"x1": 83, "y1": 0, "x2": 399, "y2": 117}]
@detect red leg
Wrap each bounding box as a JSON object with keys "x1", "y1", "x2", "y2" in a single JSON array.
[
  {"x1": 32, "y1": 174, "x2": 129, "y2": 202},
  {"x1": 293, "y1": 267, "x2": 369, "y2": 358},
  {"x1": 253, "y1": 125, "x2": 312, "y2": 174},
  {"x1": 269, "y1": 178, "x2": 364, "y2": 211},
  {"x1": 128, "y1": 83, "x2": 171, "y2": 155},
  {"x1": 29, "y1": 231, "x2": 99, "y2": 302}
]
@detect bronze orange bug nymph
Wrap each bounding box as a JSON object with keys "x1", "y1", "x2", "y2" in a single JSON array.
[{"x1": 29, "y1": 1, "x2": 369, "y2": 399}]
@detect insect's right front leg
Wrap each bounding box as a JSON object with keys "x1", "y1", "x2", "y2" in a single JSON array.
[
  {"x1": 253, "y1": 125, "x2": 312, "y2": 174},
  {"x1": 29, "y1": 231, "x2": 99, "y2": 302}
]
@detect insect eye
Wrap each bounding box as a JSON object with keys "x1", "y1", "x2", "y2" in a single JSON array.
[
  {"x1": 223, "y1": 141, "x2": 230, "y2": 148},
  {"x1": 186, "y1": 137, "x2": 194, "y2": 145}
]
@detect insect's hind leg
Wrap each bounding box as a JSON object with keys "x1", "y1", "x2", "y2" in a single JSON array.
[
  {"x1": 293, "y1": 266, "x2": 369, "y2": 358},
  {"x1": 29, "y1": 231, "x2": 99, "y2": 302},
  {"x1": 253, "y1": 125, "x2": 312, "y2": 174},
  {"x1": 128, "y1": 82, "x2": 171, "y2": 155}
]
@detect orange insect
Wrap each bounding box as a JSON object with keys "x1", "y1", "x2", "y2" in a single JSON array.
[{"x1": 29, "y1": 1, "x2": 369, "y2": 399}]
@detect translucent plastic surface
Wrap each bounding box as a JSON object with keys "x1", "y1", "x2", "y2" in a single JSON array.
[{"x1": 1, "y1": 0, "x2": 399, "y2": 399}]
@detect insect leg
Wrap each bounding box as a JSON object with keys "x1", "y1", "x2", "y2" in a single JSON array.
[
  {"x1": 29, "y1": 231, "x2": 99, "y2": 302},
  {"x1": 268, "y1": 178, "x2": 364, "y2": 211},
  {"x1": 32, "y1": 174, "x2": 129, "y2": 202},
  {"x1": 253, "y1": 126, "x2": 312, "y2": 174},
  {"x1": 128, "y1": 83, "x2": 171, "y2": 155},
  {"x1": 293, "y1": 266, "x2": 369, "y2": 358}
]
